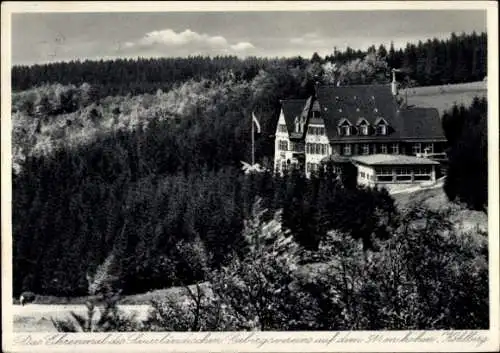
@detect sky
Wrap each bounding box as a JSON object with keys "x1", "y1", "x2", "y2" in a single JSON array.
[{"x1": 11, "y1": 10, "x2": 487, "y2": 66}]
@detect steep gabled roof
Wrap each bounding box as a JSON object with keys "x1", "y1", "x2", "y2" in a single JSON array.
[
  {"x1": 316, "y1": 84, "x2": 445, "y2": 142},
  {"x1": 280, "y1": 99, "x2": 305, "y2": 134},
  {"x1": 280, "y1": 97, "x2": 312, "y2": 140},
  {"x1": 279, "y1": 84, "x2": 446, "y2": 143},
  {"x1": 317, "y1": 84, "x2": 401, "y2": 141}
]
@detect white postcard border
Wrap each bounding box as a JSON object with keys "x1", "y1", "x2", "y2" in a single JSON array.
[{"x1": 2, "y1": 1, "x2": 499, "y2": 352}]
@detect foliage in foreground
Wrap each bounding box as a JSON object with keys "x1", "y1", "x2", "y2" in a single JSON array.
[
  {"x1": 141, "y1": 200, "x2": 488, "y2": 331},
  {"x1": 51, "y1": 198, "x2": 488, "y2": 332},
  {"x1": 51, "y1": 258, "x2": 141, "y2": 332}
]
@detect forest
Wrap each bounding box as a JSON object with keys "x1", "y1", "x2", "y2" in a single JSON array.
[
  {"x1": 11, "y1": 31, "x2": 489, "y2": 330},
  {"x1": 12, "y1": 31, "x2": 487, "y2": 95}
]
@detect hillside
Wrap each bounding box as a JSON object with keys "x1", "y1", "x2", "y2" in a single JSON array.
[
  {"x1": 401, "y1": 81, "x2": 487, "y2": 116},
  {"x1": 393, "y1": 186, "x2": 487, "y2": 234}
]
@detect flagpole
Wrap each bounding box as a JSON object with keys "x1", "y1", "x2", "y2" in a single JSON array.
[{"x1": 251, "y1": 111, "x2": 255, "y2": 165}]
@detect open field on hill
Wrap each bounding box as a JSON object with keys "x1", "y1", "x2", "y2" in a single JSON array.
[
  {"x1": 12, "y1": 282, "x2": 212, "y2": 332},
  {"x1": 12, "y1": 304, "x2": 151, "y2": 332},
  {"x1": 401, "y1": 81, "x2": 487, "y2": 116}
]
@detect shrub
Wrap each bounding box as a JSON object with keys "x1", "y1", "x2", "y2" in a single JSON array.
[
  {"x1": 51, "y1": 294, "x2": 141, "y2": 332},
  {"x1": 301, "y1": 203, "x2": 489, "y2": 330}
]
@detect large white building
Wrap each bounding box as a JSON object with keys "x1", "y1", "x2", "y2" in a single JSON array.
[{"x1": 274, "y1": 81, "x2": 447, "y2": 178}]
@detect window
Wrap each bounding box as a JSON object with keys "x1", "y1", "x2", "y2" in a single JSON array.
[
  {"x1": 291, "y1": 142, "x2": 304, "y2": 152},
  {"x1": 380, "y1": 144, "x2": 388, "y2": 154},
  {"x1": 391, "y1": 143, "x2": 399, "y2": 154},
  {"x1": 357, "y1": 119, "x2": 370, "y2": 136},
  {"x1": 312, "y1": 111, "x2": 320, "y2": 118},
  {"x1": 338, "y1": 119, "x2": 352, "y2": 136},
  {"x1": 343, "y1": 144, "x2": 352, "y2": 156},
  {"x1": 306, "y1": 143, "x2": 328, "y2": 155},
  {"x1": 376, "y1": 167, "x2": 393, "y2": 176},
  {"x1": 412, "y1": 143, "x2": 422, "y2": 155},
  {"x1": 395, "y1": 167, "x2": 412, "y2": 182},
  {"x1": 375, "y1": 118, "x2": 389, "y2": 135},
  {"x1": 278, "y1": 124, "x2": 288, "y2": 133},
  {"x1": 308, "y1": 126, "x2": 325, "y2": 135},
  {"x1": 279, "y1": 140, "x2": 288, "y2": 151},
  {"x1": 361, "y1": 144, "x2": 370, "y2": 155},
  {"x1": 281, "y1": 161, "x2": 287, "y2": 171},
  {"x1": 309, "y1": 126, "x2": 326, "y2": 135},
  {"x1": 375, "y1": 167, "x2": 393, "y2": 182},
  {"x1": 376, "y1": 124, "x2": 387, "y2": 135},
  {"x1": 424, "y1": 143, "x2": 434, "y2": 154},
  {"x1": 307, "y1": 162, "x2": 318, "y2": 173},
  {"x1": 414, "y1": 166, "x2": 432, "y2": 181},
  {"x1": 295, "y1": 116, "x2": 306, "y2": 133}
]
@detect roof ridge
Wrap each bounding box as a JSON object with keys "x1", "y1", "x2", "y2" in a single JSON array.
[
  {"x1": 318, "y1": 83, "x2": 392, "y2": 88},
  {"x1": 402, "y1": 106, "x2": 439, "y2": 111},
  {"x1": 280, "y1": 98, "x2": 307, "y2": 101}
]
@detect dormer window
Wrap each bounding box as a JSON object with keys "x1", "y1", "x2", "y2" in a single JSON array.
[
  {"x1": 338, "y1": 118, "x2": 352, "y2": 136},
  {"x1": 377, "y1": 125, "x2": 387, "y2": 135},
  {"x1": 357, "y1": 119, "x2": 370, "y2": 136},
  {"x1": 374, "y1": 117, "x2": 389, "y2": 136},
  {"x1": 312, "y1": 110, "x2": 320, "y2": 118},
  {"x1": 295, "y1": 116, "x2": 306, "y2": 133}
]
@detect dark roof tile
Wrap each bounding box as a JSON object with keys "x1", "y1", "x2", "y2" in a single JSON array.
[
  {"x1": 396, "y1": 107, "x2": 445, "y2": 140},
  {"x1": 279, "y1": 84, "x2": 446, "y2": 143},
  {"x1": 317, "y1": 84, "x2": 402, "y2": 141},
  {"x1": 281, "y1": 99, "x2": 306, "y2": 136}
]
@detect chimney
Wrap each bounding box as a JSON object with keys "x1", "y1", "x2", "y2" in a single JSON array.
[{"x1": 391, "y1": 68, "x2": 399, "y2": 96}]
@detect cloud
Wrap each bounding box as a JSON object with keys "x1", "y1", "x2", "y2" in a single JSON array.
[
  {"x1": 230, "y1": 42, "x2": 255, "y2": 52},
  {"x1": 290, "y1": 32, "x2": 326, "y2": 46},
  {"x1": 122, "y1": 28, "x2": 256, "y2": 56}
]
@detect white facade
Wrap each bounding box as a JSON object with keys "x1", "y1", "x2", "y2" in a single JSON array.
[
  {"x1": 274, "y1": 108, "x2": 295, "y2": 173},
  {"x1": 356, "y1": 164, "x2": 377, "y2": 187},
  {"x1": 304, "y1": 123, "x2": 331, "y2": 177},
  {"x1": 353, "y1": 161, "x2": 437, "y2": 193}
]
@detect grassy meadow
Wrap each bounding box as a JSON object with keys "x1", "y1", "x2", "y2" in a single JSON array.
[{"x1": 401, "y1": 81, "x2": 487, "y2": 115}]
